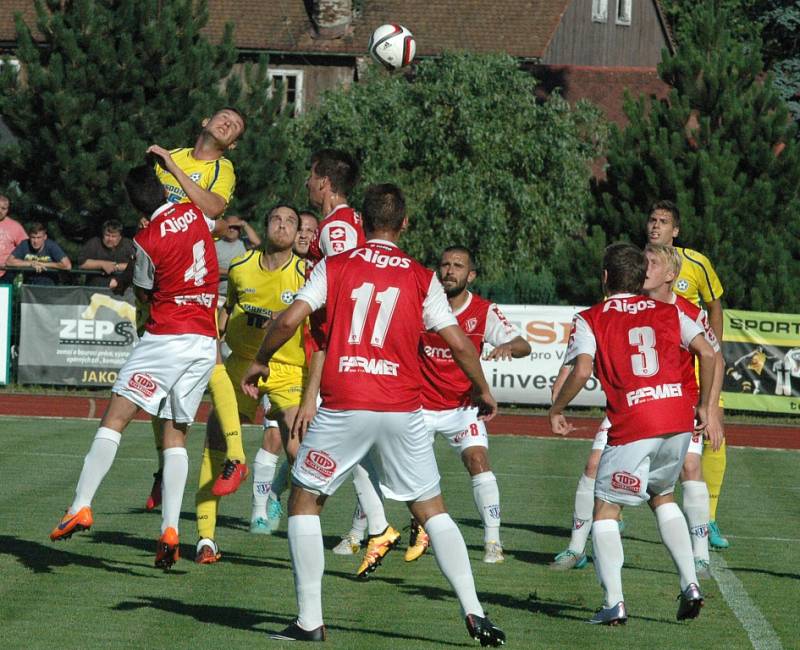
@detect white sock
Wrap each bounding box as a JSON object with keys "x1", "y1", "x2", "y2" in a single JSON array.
[
  {"x1": 471, "y1": 471, "x2": 501, "y2": 544},
  {"x1": 348, "y1": 500, "x2": 368, "y2": 539},
  {"x1": 288, "y1": 515, "x2": 325, "y2": 630},
  {"x1": 252, "y1": 449, "x2": 279, "y2": 519},
  {"x1": 271, "y1": 460, "x2": 289, "y2": 500},
  {"x1": 568, "y1": 474, "x2": 595, "y2": 554},
  {"x1": 592, "y1": 518, "x2": 625, "y2": 607},
  {"x1": 425, "y1": 513, "x2": 485, "y2": 618},
  {"x1": 352, "y1": 463, "x2": 388, "y2": 535},
  {"x1": 681, "y1": 480, "x2": 710, "y2": 563},
  {"x1": 71, "y1": 427, "x2": 122, "y2": 512},
  {"x1": 655, "y1": 501, "x2": 697, "y2": 590},
  {"x1": 161, "y1": 447, "x2": 188, "y2": 534}
]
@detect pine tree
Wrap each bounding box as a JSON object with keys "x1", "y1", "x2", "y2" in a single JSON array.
[
  {"x1": 0, "y1": 0, "x2": 289, "y2": 244},
  {"x1": 558, "y1": 2, "x2": 800, "y2": 312}
]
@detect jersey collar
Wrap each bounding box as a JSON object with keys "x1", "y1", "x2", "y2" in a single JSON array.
[
  {"x1": 367, "y1": 238, "x2": 398, "y2": 248},
  {"x1": 324, "y1": 203, "x2": 350, "y2": 220},
  {"x1": 150, "y1": 202, "x2": 175, "y2": 220},
  {"x1": 451, "y1": 291, "x2": 473, "y2": 317}
]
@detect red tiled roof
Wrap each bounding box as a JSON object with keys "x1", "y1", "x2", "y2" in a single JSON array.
[{"x1": 2, "y1": 1, "x2": 572, "y2": 59}]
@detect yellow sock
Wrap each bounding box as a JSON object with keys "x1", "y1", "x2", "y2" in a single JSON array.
[
  {"x1": 702, "y1": 438, "x2": 727, "y2": 521},
  {"x1": 196, "y1": 448, "x2": 225, "y2": 540},
  {"x1": 151, "y1": 418, "x2": 163, "y2": 470},
  {"x1": 208, "y1": 364, "x2": 246, "y2": 463}
]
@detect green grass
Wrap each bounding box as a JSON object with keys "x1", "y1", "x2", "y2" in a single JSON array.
[{"x1": 0, "y1": 417, "x2": 796, "y2": 648}]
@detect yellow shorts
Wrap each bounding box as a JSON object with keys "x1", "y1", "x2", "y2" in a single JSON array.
[{"x1": 225, "y1": 352, "x2": 306, "y2": 422}]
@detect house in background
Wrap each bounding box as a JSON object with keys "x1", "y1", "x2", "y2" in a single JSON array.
[{"x1": 1, "y1": 0, "x2": 674, "y2": 125}]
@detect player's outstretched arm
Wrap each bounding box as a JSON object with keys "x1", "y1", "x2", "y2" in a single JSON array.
[
  {"x1": 688, "y1": 333, "x2": 721, "y2": 450},
  {"x1": 292, "y1": 349, "x2": 324, "y2": 441},
  {"x1": 147, "y1": 144, "x2": 228, "y2": 218},
  {"x1": 484, "y1": 335, "x2": 531, "y2": 361},
  {"x1": 548, "y1": 354, "x2": 592, "y2": 436},
  {"x1": 438, "y1": 324, "x2": 497, "y2": 421}
]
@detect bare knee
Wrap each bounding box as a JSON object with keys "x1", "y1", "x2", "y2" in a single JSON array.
[
  {"x1": 648, "y1": 492, "x2": 675, "y2": 512},
  {"x1": 408, "y1": 494, "x2": 447, "y2": 525},
  {"x1": 262, "y1": 426, "x2": 282, "y2": 455},
  {"x1": 680, "y1": 453, "x2": 702, "y2": 482},
  {"x1": 462, "y1": 447, "x2": 490, "y2": 476},
  {"x1": 287, "y1": 484, "x2": 326, "y2": 516}
]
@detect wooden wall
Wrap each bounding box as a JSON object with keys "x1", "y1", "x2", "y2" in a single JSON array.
[{"x1": 542, "y1": 0, "x2": 670, "y2": 67}]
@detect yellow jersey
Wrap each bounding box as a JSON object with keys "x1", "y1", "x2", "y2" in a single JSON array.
[
  {"x1": 225, "y1": 250, "x2": 307, "y2": 365},
  {"x1": 155, "y1": 148, "x2": 236, "y2": 207},
  {"x1": 674, "y1": 247, "x2": 724, "y2": 307}
]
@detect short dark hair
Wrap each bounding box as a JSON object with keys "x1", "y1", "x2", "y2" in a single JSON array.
[
  {"x1": 299, "y1": 210, "x2": 319, "y2": 223},
  {"x1": 441, "y1": 245, "x2": 477, "y2": 271},
  {"x1": 125, "y1": 163, "x2": 165, "y2": 217},
  {"x1": 650, "y1": 200, "x2": 680, "y2": 228},
  {"x1": 216, "y1": 106, "x2": 247, "y2": 134},
  {"x1": 362, "y1": 184, "x2": 405, "y2": 233},
  {"x1": 27, "y1": 221, "x2": 46, "y2": 236},
  {"x1": 311, "y1": 149, "x2": 359, "y2": 196},
  {"x1": 102, "y1": 219, "x2": 123, "y2": 234},
  {"x1": 265, "y1": 204, "x2": 299, "y2": 226},
  {"x1": 603, "y1": 243, "x2": 647, "y2": 295}
]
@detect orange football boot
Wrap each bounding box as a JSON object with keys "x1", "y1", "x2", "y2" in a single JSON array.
[
  {"x1": 155, "y1": 527, "x2": 180, "y2": 570},
  {"x1": 50, "y1": 506, "x2": 93, "y2": 541}
]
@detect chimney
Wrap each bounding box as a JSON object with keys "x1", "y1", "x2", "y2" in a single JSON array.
[{"x1": 311, "y1": 0, "x2": 353, "y2": 39}]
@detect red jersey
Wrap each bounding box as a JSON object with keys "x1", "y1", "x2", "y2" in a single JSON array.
[
  {"x1": 133, "y1": 202, "x2": 219, "y2": 338},
  {"x1": 306, "y1": 204, "x2": 366, "y2": 351},
  {"x1": 296, "y1": 240, "x2": 456, "y2": 411},
  {"x1": 565, "y1": 294, "x2": 703, "y2": 445},
  {"x1": 419, "y1": 292, "x2": 519, "y2": 410},
  {"x1": 673, "y1": 294, "x2": 719, "y2": 403},
  {"x1": 306, "y1": 204, "x2": 365, "y2": 271}
]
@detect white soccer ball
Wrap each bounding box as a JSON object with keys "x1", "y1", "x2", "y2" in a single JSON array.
[{"x1": 368, "y1": 24, "x2": 416, "y2": 70}]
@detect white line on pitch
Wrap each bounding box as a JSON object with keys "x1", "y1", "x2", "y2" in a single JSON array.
[
  {"x1": 725, "y1": 535, "x2": 800, "y2": 543},
  {"x1": 712, "y1": 555, "x2": 784, "y2": 650}
]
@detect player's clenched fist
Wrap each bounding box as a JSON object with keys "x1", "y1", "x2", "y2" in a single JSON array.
[
  {"x1": 471, "y1": 387, "x2": 498, "y2": 422},
  {"x1": 240, "y1": 360, "x2": 271, "y2": 399}
]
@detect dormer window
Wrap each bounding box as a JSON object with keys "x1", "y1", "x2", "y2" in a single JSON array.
[
  {"x1": 616, "y1": 0, "x2": 632, "y2": 25},
  {"x1": 592, "y1": 0, "x2": 608, "y2": 23}
]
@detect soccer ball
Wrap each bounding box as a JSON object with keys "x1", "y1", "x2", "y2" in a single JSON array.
[{"x1": 368, "y1": 24, "x2": 416, "y2": 70}]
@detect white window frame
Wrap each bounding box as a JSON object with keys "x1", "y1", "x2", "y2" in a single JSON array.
[
  {"x1": 267, "y1": 68, "x2": 304, "y2": 115},
  {"x1": 616, "y1": 0, "x2": 632, "y2": 25},
  {"x1": 592, "y1": 0, "x2": 608, "y2": 23}
]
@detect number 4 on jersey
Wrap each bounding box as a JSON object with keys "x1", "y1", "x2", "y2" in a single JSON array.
[{"x1": 184, "y1": 240, "x2": 208, "y2": 286}]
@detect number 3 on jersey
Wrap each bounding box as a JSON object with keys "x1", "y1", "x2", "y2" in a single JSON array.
[
  {"x1": 628, "y1": 326, "x2": 659, "y2": 377},
  {"x1": 349, "y1": 282, "x2": 400, "y2": 347}
]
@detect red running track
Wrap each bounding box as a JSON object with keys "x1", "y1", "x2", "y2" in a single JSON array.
[{"x1": 0, "y1": 393, "x2": 796, "y2": 450}]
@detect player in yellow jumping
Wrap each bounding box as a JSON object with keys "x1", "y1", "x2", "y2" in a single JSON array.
[
  {"x1": 145, "y1": 108, "x2": 250, "y2": 510},
  {"x1": 647, "y1": 200, "x2": 729, "y2": 549},
  {"x1": 195, "y1": 204, "x2": 308, "y2": 563}
]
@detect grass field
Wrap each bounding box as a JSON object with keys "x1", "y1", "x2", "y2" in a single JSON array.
[{"x1": 1, "y1": 416, "x2": 796, "y2": 649}]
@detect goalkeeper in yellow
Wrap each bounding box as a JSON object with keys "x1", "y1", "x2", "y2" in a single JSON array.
[
  {"x1": 195, "y1": 205, "x2": 308, "y2": 563},
  {"x1": 143, "y1": 108, "x2": 249, "y2": 512},
  {"x1": 646, "y1": 200, "x2": 729, "y2": 549}
]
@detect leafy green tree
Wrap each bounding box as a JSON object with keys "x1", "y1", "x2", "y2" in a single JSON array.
[
  {"x1": 0, "y1": 0, "x2": 286, "y2": 244},
  {"x1": 559, "y1": 2, "x2": 800, "y2": 312},
  {"x1": 285, "y1": 53, "x2": 605, "y2": 300}
]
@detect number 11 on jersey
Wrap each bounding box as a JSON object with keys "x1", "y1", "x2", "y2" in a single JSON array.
[{"x1": 349, "y1": 282, "x2": 400, "y2": 347}]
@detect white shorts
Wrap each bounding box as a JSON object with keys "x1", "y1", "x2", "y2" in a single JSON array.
[
  {"x1": 687, "y1": 421, "x2": 704, "y2": 456},
  {"x1": 261, "y1": 395, "x2": 279, "y2": 430},
  {"x1": 292, "y1": 408, "x2": 441, "y2": 502},
  {"x1": 592, "y1": 416, "x2": 611, "y2": 451},
  {"x1": 422, "y1": 407, "x2": 488, "y2": 453},
  {"x1": 595, "y1": 432, "x2": 692, "y2": 506},
  {"x1": 113, "y1": 332, "x2": 216, "y2": 424}
]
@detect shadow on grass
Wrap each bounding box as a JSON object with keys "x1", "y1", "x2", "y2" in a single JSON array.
[
  {"x1": 726, "y1": 566, "x2": 800, "y2": 581},
  {"x1": 526, "y1": 592, "x2": 684, "y2": 625},
  {"x1": 89, "y1": 530, "x2": 291, "y2": 570},
  {"x1": 0, "y1": 534, "x2": 152, "y2": 576},
  {"x1": 113, "y1": 596, "x2": 471, "y2": 645},
  {"x1": 465, "y1": 543, "x2": 554, "y2": 566}
]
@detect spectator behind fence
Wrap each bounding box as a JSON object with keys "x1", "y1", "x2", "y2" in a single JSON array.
[
  {"x1": 215, "y1": 215, "x2": 261, "y2": 304},
  {"x1": 5, "y1": 221, "x2": 72, "y2": 286},
  {"x1": 78, "y1": 219, "x2": 135, "y2": 289},
  {"x1": 0, "y1": 194, "x2": 28, "y2": 284}
]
